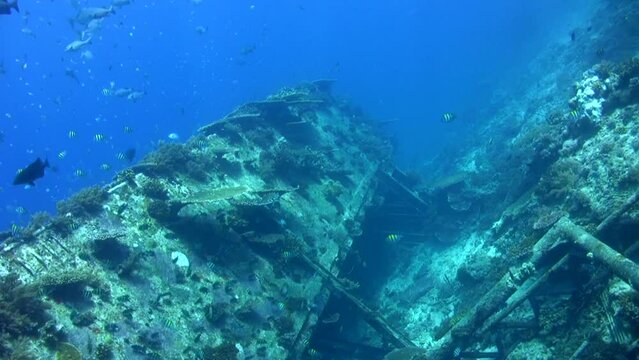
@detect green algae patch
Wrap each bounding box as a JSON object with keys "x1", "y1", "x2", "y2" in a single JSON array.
[{"x1": 56, "y1": 342, "x2": 82, "y2": 360}]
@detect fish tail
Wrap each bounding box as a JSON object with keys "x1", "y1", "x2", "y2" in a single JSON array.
[{"x1": 12, "y1": 0, "x2": 18, "y2": 12}]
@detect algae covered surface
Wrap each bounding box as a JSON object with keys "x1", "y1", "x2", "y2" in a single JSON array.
[
  {"x1": 3, "y1": 1, "x2": 639, "y2": 360},
  {"x1": 0, "y1": 83, "x2": 392, "y2": 359}
]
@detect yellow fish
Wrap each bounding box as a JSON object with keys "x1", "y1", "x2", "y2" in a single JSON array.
[
  {"x1": 385, "y1": 234, "x2": 402, "y2": 243},
  {"x1": 568, "y1": 110, "x2": 579, "y2": 119}
]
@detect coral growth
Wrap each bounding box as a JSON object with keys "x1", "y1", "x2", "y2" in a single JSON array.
[
  {"x1": 55, "y1": 342, "x2": 82, "y2": 360},
  {"x1": 265, "y1": 144, "x2": 335, "y2": 179},
  {"x1": 147, "y1": 200, "x2": 187, "y2": 223},
  {"x1": 95, "y1": 342, "x2": 114, "y2": 360},
  {"x1": 37, "y1": 269, "x2": 109, "y2": 304},
  {"x1": 0, "y1": 274, "x2": 50, "y2": 357},
  {"x1": 142, "y1": 142, "x2": 210, "y2": 181},
  {"x1": 90, "y1": 233, "x2": 131, "y2": 269},
  {"x1": 201, "y1": 342, "x2": 239, "y2": 360},
  {"x1": 606, "y1": 58, "x2": 639, "y2": 111},
  {"x1": 56, "y1": 186, "x2": 107, "y2": 217},
  {"x1": 535, "y1": 158, "x2": 582, "y2": 203},
  {"x1": 143, "y1": 143, "x2": 192, "y2": 173},
  {"x1": 141, "y1": 179, "x2": 169, "y2": 200}
]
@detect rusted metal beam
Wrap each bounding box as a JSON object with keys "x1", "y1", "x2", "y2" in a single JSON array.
[
  {"x1": 428, "y1": 187, "x2": 639, "y2": 360},
  {"x1": 299, "y1": 252, "x2": 415, "y2": 349},
  {"x1": 559, "y1": 219, "x2": 639, "y2": 291},
  {"x1": 596, "y1": 189, "x2": 639, "y2": 233}
]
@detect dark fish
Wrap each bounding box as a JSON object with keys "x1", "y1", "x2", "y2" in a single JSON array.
[
  {"x1": 13, "y1": 157, "x2": 49, "y2": 186},
  {"x1": 112, "y1": 0, "x2": 132, "y2": 8},
  {"x1": 65, "y1": 67, "x2": 80, "y2": 83},
  {"x1": 123, "y1": 147, "x2": 136, "y2": 162},
  {"x1": 0, "y1": 0, "x2": 19, "y2": 15},
  {"x1": 241, "y1": 44, "x2": 256, "y2": 56},
  {"x1": 570, "y1": 30, "x2": 576, "y2": 42}
]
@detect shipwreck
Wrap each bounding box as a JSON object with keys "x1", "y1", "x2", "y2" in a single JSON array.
[{"x1": 2, "y1": 54, "x2": 639, "y2": 360}]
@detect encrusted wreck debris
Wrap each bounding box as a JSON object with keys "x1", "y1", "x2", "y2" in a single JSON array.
[
  {"x1": 3, "y1": 55, "x2": 639, "y2": 360},
  {"x1": 0, "y1": 82, "x2": 396, "y2": 359},
  {"x1": 372, "y1": 58, "x2": 639, "y2": 359}
]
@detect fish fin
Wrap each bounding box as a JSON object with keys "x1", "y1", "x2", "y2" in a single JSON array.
[
  {"x1": 12, "y1": 0, "x2": 18, "y2": 12},
  {"x1": 44, "y1": 159, "x2": 50, "y2": 168},
  {"x1": 29, "y1": 181, "x2": 35, "y2": 186}
]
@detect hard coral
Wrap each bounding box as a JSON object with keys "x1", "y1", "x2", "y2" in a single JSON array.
[
  {"x1": 55, "y1": 342, "x2": 82, "y2": 360},
  {"x1": 142, "y1": 142, "x2": 211, "y2": 181},
  {"x1": 607, "y1": 57, "x2": 639, "y2": 111},
  {"x1": 271, "y1": 145, "x2": 333, "y2": 179},
  {"x1": 147, "y1": 200, "x2": 187, "y2": 223},
  {"x1": 616, "y1": 57, "x2": 639, "y2": 87},
  {"x1": 56, "y1": 186, "x2": 108, "y2": 217},
  {"x1": 143, "y1": 142, "x2": 192, "y2": 176},
  {"x1": 0, "y1": 274, "x2": 50, "y2": 358},
  {"x1": 95, "y1": 342, "x2": 114, "y2": 360},
  {"x1": 201, "y1": 342, "x2": 238, "y2": 360},
  {"x1": 141, "y1": 179, "x2": 169, "y2": 200},
  {"x1": 37, "y1": 269, "x2": 109, "y2": 304},
  {"x1": 7, "y1": 342, "x2": 38, "y2": 360},
  {"x1": 535, "y1": 159, "x2": 581, "y2": 204}
]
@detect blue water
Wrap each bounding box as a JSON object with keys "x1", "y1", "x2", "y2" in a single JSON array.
[{"x1": 0, "y1": 0, "x2": 593, "y2": 230}]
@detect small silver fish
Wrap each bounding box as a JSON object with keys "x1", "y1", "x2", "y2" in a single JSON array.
[{"x1": 65, "y1": 37, "x2": 92, "y2": 52}]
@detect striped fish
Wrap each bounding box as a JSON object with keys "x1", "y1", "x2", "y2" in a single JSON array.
[{"x1": 442, "y1": 112, "x2": 456, "y2": 123}]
